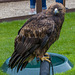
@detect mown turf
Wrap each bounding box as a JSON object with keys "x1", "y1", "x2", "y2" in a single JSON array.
[{"x1": 0, "y1": 12, "x2": 75, "y2": 75}]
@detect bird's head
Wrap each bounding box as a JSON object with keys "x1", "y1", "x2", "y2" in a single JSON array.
[{"x1": 46, "y1": 2, "x2": 66, "y2": 16}]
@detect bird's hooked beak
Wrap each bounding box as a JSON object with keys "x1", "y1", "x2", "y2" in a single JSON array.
[{"x1": 54, "y1": 8, "x2": 59, "y2": 15}]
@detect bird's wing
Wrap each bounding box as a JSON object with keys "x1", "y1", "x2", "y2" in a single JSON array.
[
  {"x1": 9, "y1": 34, "x2": 40, "y2": 72},
  {"x1": 9, "y1": 14, "x2": 44, "y2": 72},
  {"x1": 9, "y1": 14, "x2": 55, "y2": 72}
]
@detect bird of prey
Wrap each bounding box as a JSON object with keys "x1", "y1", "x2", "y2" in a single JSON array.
[{"x1": 9, "y1": 2, "x2": 66, "y2": 72}]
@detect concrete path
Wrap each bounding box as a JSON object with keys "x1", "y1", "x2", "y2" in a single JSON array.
[{"x1": 0, "y1": 0, "x2": 75, "y2": 19}]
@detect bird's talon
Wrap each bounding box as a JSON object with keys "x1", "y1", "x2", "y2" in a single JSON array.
[
  {"x1": 40, "y1": 56, "x2": 51, "y2": 63},
  {"x1": 45, "y1": 53, "x2": 49, "y2": 56}
]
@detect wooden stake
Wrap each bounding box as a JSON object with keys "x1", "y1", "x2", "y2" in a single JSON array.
[
  {"x1": 36, "y1": 0, "x2": 42, "y2": 13},
  {"x1": 63, "y1": 0, "x2": 65, "y2": 7}
]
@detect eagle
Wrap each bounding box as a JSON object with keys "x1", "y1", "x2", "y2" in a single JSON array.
[{"x1": 9, "y1": 2, "x2": 66, "y2": 72}]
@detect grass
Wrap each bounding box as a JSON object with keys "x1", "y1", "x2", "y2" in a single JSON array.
[{"x1": 0, "y1": 12, "x2": 75, "y2": 75}]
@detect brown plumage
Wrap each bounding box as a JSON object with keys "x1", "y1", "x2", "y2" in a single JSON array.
[{"x1": 9, "y1": 2, "x2": 66, "y2": 72}]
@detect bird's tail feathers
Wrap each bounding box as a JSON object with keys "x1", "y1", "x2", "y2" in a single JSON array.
[{"x1": 9, "y1": 51, "x2": 29, "y2": 72}]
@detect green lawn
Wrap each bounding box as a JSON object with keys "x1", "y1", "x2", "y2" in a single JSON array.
[{"x1": 0, "y1": 12, "x2": 75, "y2": 75}]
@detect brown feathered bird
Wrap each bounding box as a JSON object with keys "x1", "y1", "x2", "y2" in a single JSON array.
[{"x1": 9, "y1": 2, "x2": 66, "y2": 72}]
